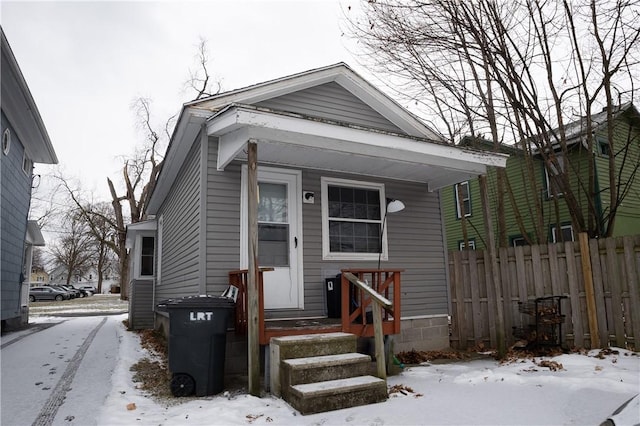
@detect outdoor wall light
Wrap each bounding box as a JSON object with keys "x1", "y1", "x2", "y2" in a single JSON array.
[
  {"x1": 378, "y1": 198, "x2": 405, "y2": 270},
  {"x1": 386, "y1": 199, "x2": 406, "y2": 214}
]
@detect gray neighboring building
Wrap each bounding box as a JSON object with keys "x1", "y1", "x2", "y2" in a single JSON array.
[{"x1": 1, "y1": 28, "x2": 58, "y2": 330}]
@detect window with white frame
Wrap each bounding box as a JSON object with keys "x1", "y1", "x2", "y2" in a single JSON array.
[
  {"x1": 140, "y1": 236, "x2": 155, "y2": 276},
  {"x1": 455, "y1": 181, "x2": 471, "y2": 218},
  {"x1": 551, "y1": 224, "x2": 574, "y2": 243},
  {"x1": 510, "y1": 236, "x2": 528, "y2": 247},
  {"x1": 2, "y1": 128, "x2": 11, "y2": 155},
  {"x1": 458, "y1": 239, "x2": 476, "y2": 250},
  {"x1": 545, "y1": 153, "x2": 565, "y2": 198},
  {"x1": 597, "y1": 138, "x2": 611, "y2": 158},
  {"x1": 321, "y1": 177, "x2": 386, "y2": 260},
  {"x1": 22, "y1": 151, "x2": 32, "y2": 175}
]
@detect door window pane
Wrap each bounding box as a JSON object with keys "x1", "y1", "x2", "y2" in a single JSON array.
[
  {"x1": 258, "y1": 183, "x2": 287, "y2": 222},
  {"x1": 258, "y1": 224, "x2": 289, "y2": 266},
  {"x1": 258, "y1": 182, "x2": 289, "y2": 267}
]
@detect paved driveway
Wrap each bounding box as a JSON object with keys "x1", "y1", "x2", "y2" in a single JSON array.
[{"x1": 1, "y1": 315, "x2": 125, "y2": 426}]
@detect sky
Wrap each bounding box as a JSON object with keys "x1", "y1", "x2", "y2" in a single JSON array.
[
  {"x1": 2, "y1": 309, "x2": 639, "y2": 425},
  {"x1": 1, "y1": 0, "x2": 370, "y2": 203}
]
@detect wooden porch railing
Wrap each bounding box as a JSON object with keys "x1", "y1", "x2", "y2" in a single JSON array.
[
  {"x1": 342, "y1": 271, "x2": 394, "y2": 380},
  {"x1": 341, "y1": 269, "x2": 402, "y2": 338},
  {"x1": 228, "y1": 268, "x2": 273, "y2": 336},
  {"x1": 229, "y1": 268, "x2": 402, "y2": 346}
]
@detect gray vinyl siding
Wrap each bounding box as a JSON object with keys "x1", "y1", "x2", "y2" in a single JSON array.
[
  {"x1": 1, "y1": 112, "x2": 31, "y2": 322},
  {"x1": 255, "y1": 82, "x2": 404, "y2": 134},
  {"x1": 155, "y1": 138, "x2": 201, "y2": 300},
  {"x1": 299, "y1": 170, "x2": 449, "y2": 319},
  {"x1": 129, "y1": 279, "x2": 154, "y2": 329},
  {"x1": 204, "y1": 138, "x2": 242, "y2": 293},
  {"x1": 203, "y1": 137, "x2": 449, "y2": 318}
]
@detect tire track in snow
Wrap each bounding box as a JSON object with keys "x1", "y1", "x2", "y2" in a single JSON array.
[{"x1": 31, "y1": 317, "x2": 108, "y2": 426}]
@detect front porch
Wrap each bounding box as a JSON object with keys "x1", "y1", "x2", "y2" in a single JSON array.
[{"x1": 229, "y1": 268, "x2": 402, "y2": 345}]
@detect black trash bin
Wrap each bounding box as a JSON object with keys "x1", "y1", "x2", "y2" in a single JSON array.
[
  {"x1": 325, "y1": 274, "x2": 342, "y2": 318},
  {"x1": 157, "y1": 295, "x2": 235, "y2": 397}
]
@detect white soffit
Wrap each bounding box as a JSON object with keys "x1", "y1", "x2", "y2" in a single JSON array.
[{"x1": 208, "y1": 106, "x2": 507, "y2": 191}]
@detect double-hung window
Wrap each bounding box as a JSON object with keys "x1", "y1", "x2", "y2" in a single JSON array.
[
  {"x1": 139, "y1": 236, "x2": 155, "y2": 277},
  {"x1": 321, "y1": 177, "x2": 387, "y2": 261},
  {"x1": 551, "y1": 224, "x2": 574, "y2": 243},
  {"x1": 545, "y1": 153, "x2": 565, "y2": 198},
  {"x1": 455, "y1": 181, "x2": 471, "y2": 218}
]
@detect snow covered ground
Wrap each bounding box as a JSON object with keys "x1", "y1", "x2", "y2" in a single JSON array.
[{"x1": 2, "y1": 306, "x2": 638, "y2": 425}]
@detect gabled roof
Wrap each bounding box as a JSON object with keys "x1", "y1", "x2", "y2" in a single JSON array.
[
  {"x1": 147, "y1": 63, "x2": 507, "y2": 214},
  {"x1": 0, "y1": 28, "x2": 57, "y2": 164},
  {"x1": 563, "y1": 102, "x2": 638, "y2": 143},
  {"x1": 187, "y1": 63, "x2": 442, "y2": 140}
]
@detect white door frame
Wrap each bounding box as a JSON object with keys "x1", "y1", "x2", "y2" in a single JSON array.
[{"x1": 240, "y1": 165, "x2": 304, "y2": 310}]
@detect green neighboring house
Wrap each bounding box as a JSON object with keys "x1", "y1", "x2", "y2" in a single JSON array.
[{"x1": 443, "y1": 103, "x2": 640, "y2": 251}]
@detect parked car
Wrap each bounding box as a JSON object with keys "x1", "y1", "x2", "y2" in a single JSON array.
[
  {"x1": 68, "y1": 284, "x2": 91, "y2": 297},
  {"x1": 59, "y1": 284, "x2": 82, "y2": 298},
  {"x1": 29, "y1": 286, "x2": 69, "y2": 302},
  {"x1": 48, "y1": 285, "x2": 76, "y2": 299},
  {"x1": 79, "y1": 285, "x2": 96, "y2": 295}
]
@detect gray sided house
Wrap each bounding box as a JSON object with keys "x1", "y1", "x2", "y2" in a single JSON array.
[
  {"x1": 1, "y1": 28, "x2": 57, "y2": 330},
  {"x1": 126, "y1": 63, "x2": 506, "y2": 358}
]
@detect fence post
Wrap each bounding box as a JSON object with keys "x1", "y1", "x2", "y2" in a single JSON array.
[
  {"x1": 579, "y1": 232, "x2": 600, "y2": 348},
  {"x1": 479, "y1": 175, "x2": 506, "y2": 357}
]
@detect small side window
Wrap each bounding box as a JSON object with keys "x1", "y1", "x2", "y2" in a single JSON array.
[
  {"x1": 140, "y1": 236, "x2": 155, "y2": 276},
  {"x1": 22, "y1": 152, "x2": 32, "y2": 175},
  {"x1": 2, "y1": 128, "x2": 11, "y2": 155},
  {"x1": 598, "y1": 139, "x2": 610, "y2": 158}
]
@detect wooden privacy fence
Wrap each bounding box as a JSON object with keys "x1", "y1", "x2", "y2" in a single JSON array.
[{"x1": 448, "y1": 234, "x2": 640, "y2": 351}]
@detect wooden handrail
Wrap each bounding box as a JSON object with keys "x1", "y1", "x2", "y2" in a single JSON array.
[{"x1": 342, "y1": 271, "x2": 391, "y2": 380}]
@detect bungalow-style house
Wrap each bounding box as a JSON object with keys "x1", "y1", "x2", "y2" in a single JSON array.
[
  {"x1": 443, "y1": 103, "x2": 640, "y2": 251},
  {"x1": 1, "y1": 28, "x2": 58, "y2": 330},
  {"x1": 126, "y1": 63, "x2": 506, "y2": 391}
]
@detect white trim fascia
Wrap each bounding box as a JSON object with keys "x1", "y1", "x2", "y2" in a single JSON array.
[
  {"x1": 1, "y1": 29, "x2": 57, "y2": 164},
  {"x1": 190, "y1": 63, "x2": 439, "y2": 139},
  {"x1": 146, "y1": 107, "x2": 209, "y2": 213},
  {"x1": 333, "y1": 72, "x2": 441, "y2": 139},
  {"x1": 210, "y1": 106, "x2": 507, "y2": 174},
  {"x1": 25, "y1": 221, "x2": 45, "y2": 246},
  {"x1": 125, "y1": 220, "x2": 157, "y2": 249},
  {"x1": 216, "y1": 127, "x2": 251, "y2": 170}
]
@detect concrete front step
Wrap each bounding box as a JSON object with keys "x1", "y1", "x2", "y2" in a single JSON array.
[
  {"x1": 270, "y1": 332, "x2": 358, "y2": 396},
  {"x1": 281, "y1": 352, "x2": 373, "y2": 398},
  {"x1": 288, "y1": 375, "x2": 388, "y2": 415}
]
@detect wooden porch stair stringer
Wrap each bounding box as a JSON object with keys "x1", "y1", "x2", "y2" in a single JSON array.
[{"x1": 270, "y1": 332, "x2": 388, "y2": 415}]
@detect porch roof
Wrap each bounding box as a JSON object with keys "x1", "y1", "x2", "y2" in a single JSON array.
[{"x1": 207, "y1": 104, "x2": 508, "y2": 191}]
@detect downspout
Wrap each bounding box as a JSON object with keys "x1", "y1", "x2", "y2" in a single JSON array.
[
  {"x1": 438, "y1": 189, "x2": 453, "y2": 322},
  {"x1": 199, "y1": 126, "x2": 208, "y2": 295}
]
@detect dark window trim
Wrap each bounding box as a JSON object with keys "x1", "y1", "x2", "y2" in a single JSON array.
[{"x1": 454, "y1": 181, "x2": 472, "y2": 219}]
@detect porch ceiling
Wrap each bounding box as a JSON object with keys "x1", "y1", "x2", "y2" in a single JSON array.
[{"x1": 207, "y1": 104, "x2": 507, "y2": 191}]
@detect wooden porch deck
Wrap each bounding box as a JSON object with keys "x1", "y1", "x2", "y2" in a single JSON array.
[{"x1": 229, "y1": 268, "x2": 402, "y2": 345}]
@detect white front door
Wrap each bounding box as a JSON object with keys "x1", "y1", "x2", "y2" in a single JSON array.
[{"x1": 241, "y1": 166, "x2": 303, "y2": 310}]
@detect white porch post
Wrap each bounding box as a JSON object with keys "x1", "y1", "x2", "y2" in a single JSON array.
[{"x1": 247, "y1": 141, "x2": 260, "y2": 396}]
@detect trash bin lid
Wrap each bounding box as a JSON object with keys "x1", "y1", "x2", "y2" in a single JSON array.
[{"x1": 157, "y1": 295, "x2": 235, "y2": 310}]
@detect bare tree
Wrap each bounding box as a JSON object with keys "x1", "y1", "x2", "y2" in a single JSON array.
[
  {"x1": 346, "y1": 0, "x2": 640, "y2": 241},
  {"x1": 49, "y1": 210, "x2": 94, "y2": 285},
  {"x1": 185, "y1": 37, "x2": 222, "y2": 100}
]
